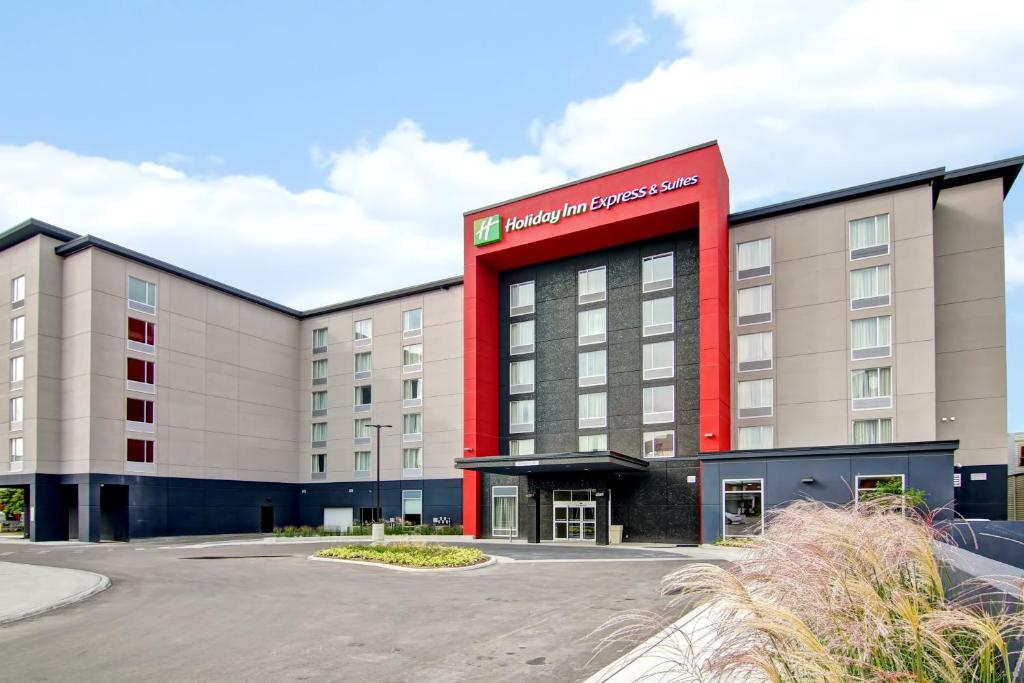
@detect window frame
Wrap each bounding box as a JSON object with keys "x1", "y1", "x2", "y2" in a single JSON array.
[
  {"x1": 578, "y1": 350, "x2": 607, "y2": 388},
  {"x1": 10, "y1": 315, "x2": 25, "y2": 346},
  {"x1": 855, "y1": 474, "x2": 906, "y2": 508},
  {"x1": 311, "y1": 453, "x2": 326, "y2": 475},
  {"x1": 127, "y1": 275, "x2": 157, "y2": 314},
  {"x1": 722, "y1": 478, "x2": 764, "y2": 538},
  {"x1": 577, "y1": 307, "x2": 607, "y2": 346},
  {"x1": 402, "y1": 412, "x2": 423, "y2": 443},
  {"x1": 578, "y1": 434, "x2": 608, "y2": 452},
  {"x1": 849, "y1": 264, "x2": 892, "y2": 310},
  {"x1": 311, "y1": 390, "x2": 328, "y2": 417},
  {"x1": 126, "y1": 357, "x2": 156, "y2": 394},
  {"x1": 849, "y1": 213, "x2": 891, "y2": 260},
  {"x1": 353, "y1": 318, "x2": 373, "y2": 348},
  {"x1": 9, "y1": 436, "x2": 24, "y2": 464},
  {"x1": 402, "y1": 343, "x2": 423, "y2": 374},
  {"x1": 492, "y1": 485, "x2": 519, "y2": 537},
  {"x1": 401, "y1": 489, "x2": 423, "y2": 522},
  {"x1": 509, "y1": 320, "x2": 535, "y2": 355},
  {"x1": 126, "y1": 438, "x2": 156, "y2": 470},
  {"x1": 737, "y1": 425, "x2": 774, "y2": 450},
  {"x1": 643, "y1": 430, "x2": 676, "y2": 459},
  {"x1": 402, "y1": 447, "x2": 423, "y2": 478},
  {"x1": 509, "y1": 399, "x2": 535, "y2": 434},
  {"x1": 509, "y1": 439, "x2": 534, "y2": 456},
  {"x1": 353, "y1": 385, "x2": 372, "y2": 413},
  {"x1": 354, "y1": 450, "x2": 372, "y2": 477},
  {"x1": 510, "y1": 359, "x2": 535, "y2": 394},
  {"x1": 642, "y1": 297, "x2": 674, "y2": 337},
  {"x1": 9, "y1": 396, "x2": 23, "y2": 432},
  {"x1": 402, "y1": 308, "x2": 423, "y2": 339},
  {"x1": 509, "y1": 281, "x2": 536, "y2": 317},
  {"x1": 738, "y1": 378, "x2": 774, "y2": 418},
  {"x1": 642, "y1": 385, "x2": 675, "y2": 425},
  {"x1": 851, "y1": 367, "x2": 893, "y2": 411},
  {"x1": 577, "y1": 392, "x2": 607, "y2": 429},
  {"x1": 853, "y1": 417, "x2": 894, "y2": 445},
  {"x1": 850, "y1": 315, "x2": 893, "y2": 360},
  {"x1": 737, "y1": 285, "x2": 773, "y2": 326},
  {"x1": 642, "y1": 252, "x2": 674, "y2": 293},
  {"x1": 10, "y1": 356, "x2": 24, "y2": 387},
  {"x1": 577, "y1": 266, "x2": 607, "y2": 304},
  {"x1": 311, "y1": 421, "x2": 328, "y2": 447},
  {"x1": 737, "y1": 332, "x2": 773, "y2": 372},
  {"x1": 127, "y1": 317, "x2": 156, "y2": 354},
  {"x1": 353, "y1": 351, "x2": 372, "y2": 380},
  {"x1": 642, "y1": 340, "x2": 674, "y2": 380},
  {"x1": 312, "y1": 327, "x2": 328, "y2": 353},
  {"x1": 403, "y1": 377, "x2": 423, "y2": 408},
  {"x1": 311, "y1": 358, "x2": 329, "y2": 385},
  {"x1": 354, "y1": 418, "x2": 372, "y2": 446},
  {"x1": 125, "y1": 397, "x2": 155, "y2": 433},
  {"x1": 736, "y1": 238, "x2": 772, "y2": 280},
  {"x1": 10, "y1": 275, "x2": 25, "y2": 308}
]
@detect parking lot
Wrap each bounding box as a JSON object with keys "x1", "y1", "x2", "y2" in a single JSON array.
[{"x1": 0, "y1": 539, "x2": 715, "y2": 682}]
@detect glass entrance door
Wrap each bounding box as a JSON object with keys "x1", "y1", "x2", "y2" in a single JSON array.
[{"x1": 553, "y1": 490, "x2": 596, "y2": 541}]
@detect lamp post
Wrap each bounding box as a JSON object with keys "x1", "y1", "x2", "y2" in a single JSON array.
[{"x1": 367, "y1": 423, "x2": 391, "y2": 523}]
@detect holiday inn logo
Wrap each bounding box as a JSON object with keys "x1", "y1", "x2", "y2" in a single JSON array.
[{"x1": 473, "y1": 214, "x2": 502, "y2": 246}]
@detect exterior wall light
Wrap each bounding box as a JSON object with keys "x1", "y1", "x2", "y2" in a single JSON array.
[{"x1": 801, "y1": 477, "x2": 815, "y2": 484}]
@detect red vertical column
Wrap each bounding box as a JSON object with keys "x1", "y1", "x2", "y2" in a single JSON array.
[{"x1": 697, "y1": 174, "x2": 731, "y2": 453}]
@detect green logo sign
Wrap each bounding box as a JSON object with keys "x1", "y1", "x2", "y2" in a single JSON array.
[{"x1": 473, "y1": 214, "x2": 502, "y2": 246}]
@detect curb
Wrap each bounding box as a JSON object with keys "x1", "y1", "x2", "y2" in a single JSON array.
[
  {"x1": 0, "y1": 570, "x2": 111, "y2": 626},
  {"x1": 308, "y1": 554, "x2": 497, "y2": 573}
]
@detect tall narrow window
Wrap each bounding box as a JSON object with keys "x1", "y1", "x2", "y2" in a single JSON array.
[
  {"x1": 578, "y1": 434, "x2": 607, "y2": 451},
  {"x1": 642, "y1": 253, "x2": 673, "y2": 293},
  {"x1": 311, "y1": 453, "x2": 326, "y2": 475},
  {"x1": 509, "y1": 439, "x2": 535, "y2": 456},
  {"x1": 312, "y1": 359, "x2": 328, "y2": 385},
  {"x1": 403, "y1": 309, "x2": 422, "y2": 338},
  {"x1": 578, "y1": 266, "x2": 607, "y2": 304},
  {"x1": 851, "y1": 367, "x2": 893, "y2": 410},
  {"x1": 403, "y1": 413, "x2": 423, "y2": 442},
  {"x1": 643, "y1": 341, "x2": 674, "y2": 380},
  {"x1": 492, "y1": 486, "x2": 519, "y2": 537},
  {"x1": 128, "y1": 318, "x2": 156, "y2": 353},
  {"x1": 738, "y1": 425, "x2": 774, "y2": 450},
  {"x1": 643, "y1": 430, "x2": 675, "y2": 458},
  {"x1": 127, "y1": 358, "x2": 156, "y2": 393},
  {"x1": 723, "y1": 480, "x2": 763, "y2": 537},
  {"x1": 578, "y1": 392, "x2": 607, "y2": 429},
  {"x1": 126, "y1": 397, "x2": 154, "y2": 432},
  {"x1": 851, "y1": 316, "x2": 892, "y2": 360},
  {"x1": 10, "y1": 356, "x2": 23, "y2": 386},
  {"x1": 850, "y1": 265, "x2": 891, "y2": 309},
  {"x1": 736, "y1": 238, "x2": 772, "y2": 279},
  {"x1": 738, "y1": 379, "x2": 774, "y2": 418},
  {"x1": 9, "y1": 437, "x2": 23, "y2": 464},
  {"x1": 354, "y1": 385, "x2": 372, "y2": 413},
  {"x1": 402, "y1": 489, "x2": 423, "y2": 524},
  {"x1": 510, "y1": 320, "x2": 535, "y2": 355},
  {"x1": 642, "y1": 297, "x2": 674, "y2": 336},
  {"x1": 9, "y1": 396, "x2": 23, "y2": 430},
  {"x1": 354, "y1": 418, "x2": 372, "y2": 445},
  {"x1": 10, "y1": 275, "x2": 25, "y2": 307},
  {"x1": 402, "y1": 447, "x2": 423, "y2": 477},
  {"x1": 311, "y1": 390, "x2": 328, "y2": 416},
  {"x1": 643, "y1": 385, "x2": 674, "y2": 424},
  {"x1": 312, "y1": 327, "x2": 328, "y2": 353},
  {"x1": 353, "y1": 318, "x2": 372, "y2": 347},
  {"x1": 510, "y1": 359, "x2": 535, "y2": 394},
  {"x1": 403, "y1": 378, "x2": 423, "y2": 407},
  {"x1": 578, "y1": 308, "x2": 606, "y2": 345},
  {"x1": 126, "y1": 439, "x2": 155, "y2": 464},
  {"x1": 509, "y1": 400, "x2": 534, "y2": 433},
  {"x1": 403, "y1": 344, "x2": 423, "y2": 372},
  {"x1": 509, "y1": 281, "x2": 535, "y2": 316},
  {"x1": 849, "y1": 213, "x2": 890, "y2": 259},
  {"x1": 853, "y1": 418, "x2": 893, "y2": 444},
  {"x1": 127, "y1": 276, "x2": 157, "y2": 314},
  {"x1": 311, "y1": 422, "x2": 328, "y2": 446},
  {"x1": 737, "y1": 285, "x2": 772, "y2": 325},
  {"x1": 10, "y1": 316, "x2": 25, "y2": 345},
  {"x1": 578, "y1": 350, "x2": 607, "y2": 387},
  {"x1": 737, "y1": 332, "x2": 772, "y2": 372},
  {"x1": 354, "y1": 451, "x2": 371, "y2": 475},
  {"x1": 354, "y1": 352, "x2": 372, "y2": 379}
]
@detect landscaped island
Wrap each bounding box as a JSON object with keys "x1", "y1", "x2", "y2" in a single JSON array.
[{"x1": 315, "y1": 543, "x2": 487, "y2": 568}]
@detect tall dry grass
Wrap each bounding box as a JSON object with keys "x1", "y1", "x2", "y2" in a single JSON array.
[{"x1": 596, "y1": 499, "x2": 1024, "y2": 682}]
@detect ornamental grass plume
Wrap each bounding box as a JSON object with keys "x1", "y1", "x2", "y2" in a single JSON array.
[{"x1": 595, "y1": 499, "x2": 1024, "y2": 682}]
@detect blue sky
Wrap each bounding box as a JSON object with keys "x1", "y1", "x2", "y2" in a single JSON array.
[{"x1": 0, "y1": 0, "x2": 1021, "y2": 429}]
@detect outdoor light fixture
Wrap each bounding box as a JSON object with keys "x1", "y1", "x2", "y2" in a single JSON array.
[
  {"x1": 367, "y1": 423, "x2": 392, "y2": 522},
  {"x1": 801, "y1": 477, "x2": 815, "y2": 484},
  {"x1": 703, "y1": 432, "x2": 714, "y2": 438}
]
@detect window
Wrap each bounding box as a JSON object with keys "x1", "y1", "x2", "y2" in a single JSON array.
[
  {"x1": 510, "y1": 281, "x2": 535, "y2": 316},
  {"x1": 312, "y1": 327, "x2": 328, "y2": 353},
  {"x1": 737, "y1": 285, "x2": 772, "y2": 325},
  {"x1": 851, "y1": 367, "x2": 892, "y2": 410},
  {"x1": 354, "y1": 451, "x2": 371, "y2": 475},
  {"x1": 643, "y1": 341, "x2": 674, "y2": 380},
  {"x1": 509, "y1": 399, "x2": 534, "y2": 434},
  {"x1": 353, "y1": 318, "x2": 372, "y2": 347},
  {"x1": 311, "y1": 422, "x2": 328, "y2": 446},
  {"x1": 354, "y1": 385, "x2": 372, "y2": 413},
  {"x1": 126, "y1": 398, "x2": 154, "y2": 432},
  {"x1": 126, "y1": 438, "x2": 155, "y2": 464},
  {"x1": 849, "y1": 213, "x2": 890, "y2": 260},
  {"x1": 402, "y1": 490, "x2": 423, "y2": 525},
  {"x1": 403, "y1": 413, "x2": 422, "y2": 442},
  {"x1": 642, "y1": 297, "x2": 674, "y2": 337},
  {"x1": 10, "y1": 356, "x2": 23, "y2": 386},
  {"x1": 311, "y1": 359, "x2": 328, "y2": 385},
  {"x1": 578, "y1": 434, "x2": 607, "y2": 451},
  {"x1": 851, "y1": 315, "x2": 892, "y2": 359},
  {"x1": 578, "y1": 392, "x2": 607, "y2": 429},
  {"x1": 354, "y1": 418, "x2": 372, "y2": 444},
  {"x1": 737, "y1": 332, "x2": 772, "y2": 372},
  {"x1": 723, "y1": 480, "x2": 763, "y2": 537},
  {"x1": 643, "y1": 430, "x2": 675, "y2": 458},
  {"x1": 311, "y1": 453, "x2": 326, "y2": 475},
  {"x1": 403, "y1": 378, "x2": 423, "y2": 407},
  {"x1": 510, "y1": 320, "x2": 535, "y2": 355},
  {"x1": 402, "y1": 344, "x2": 423, "y2": 373},
  {"x1": 311, "y1": 390, "x2": 328, "y2": 416},
  {"x1": 10, "y1": 275, "x2": 25, "y2": 306},
  {"x1": 736, "y1": 238, "x2": 772, "y2": 279},
  {"x1": 127, "y1": 358, "x2": 155, "y2": 393},
  {"x1": 642, "y1": 253, "x2": 673, "y2": 293},
  {"x1": 738, "y1": 425, "x2": 774, "y2": 450},
  {"x1": 578, "y1": 266, "x2": 607, "y2": 304},
  {"x1": 738, "y1": 379, "x2": 773, "y2": 418},
  {"x1": 853, "y1": 418, "x2": 893, "y2": 445},
  {"x1": 855, "y1": 474, "x2": 906, "y2": 507},
  {"x1": 10, "y1": 316, "x2": 24, "y2": 345},
  {"x1": 643, "y1": 385, "x2": 674, "y2": 424},
  {"x1": 128, "y1": 276, "x2": 157, "y2": 314},
  {"x1": 578, "y1": 308, "x2": 606, "y2": 345},
  {"x1": 402, "y1": 447, "x2": 423, "y2": 477},
  {"x1": 492, "y1": 486, "x2": 519, "y2": 537},
  {"x1": 850, "y1": 265, "x2": 891, "y2": 309},
  {"x1": 128, "y1": 318, "x2": 156, "y2": 352},
  {"x1": 354, "y1": 352, "x2": 372, "y2": 380},
  {"x1": 578, "y1": 350, "x2": 606, "y2": 387},
  {"x1": 510, "y1": 359, "x2": 535, "y2": 394},
  {"x1": 403, "y1": 308, "x2": 422, "y2": 338},
  {"x1": 9, "y1": 437, "x2": 23, "y2": 463},
  {"x1": 9, "y1": 396, "x2": 23, "y2": 430},
  {"x1": 509, "y1": 439, "x2": 534, "y2": 456}
]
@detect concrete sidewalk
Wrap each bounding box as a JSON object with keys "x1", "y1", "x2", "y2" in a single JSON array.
[{"x1": 0, "y1": 561, "x2": 110, "y2": 625}]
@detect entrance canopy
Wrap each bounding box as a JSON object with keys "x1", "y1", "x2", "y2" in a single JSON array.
[{"x1": 455, "y1": 451, "x2": 649, "y2": 476}]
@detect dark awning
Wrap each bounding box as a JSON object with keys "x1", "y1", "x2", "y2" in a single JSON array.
[{"x1": 455, "y1": 451, "x2": 649, "y2": 476}]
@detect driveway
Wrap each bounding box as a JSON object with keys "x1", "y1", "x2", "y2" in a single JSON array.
[{"x1": 0, "y1": 539, "x2": 718, "y2": 682}]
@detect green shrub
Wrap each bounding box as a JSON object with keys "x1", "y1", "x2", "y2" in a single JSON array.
[
  {"x1": 273, "y1": 523, "x2": 464, "y2": 537},
  {"x1": 712, "y1": 536, "x2": 755, "y2": 548},
  {"x1": 272, "y1": 525, "x2": 342, "y2": 537},
  {"x1": 316, "y1": 543, "x2": 486, "y2": 568}
]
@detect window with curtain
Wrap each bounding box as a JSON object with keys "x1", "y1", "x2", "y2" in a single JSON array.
[
  {"x1": 510, "y1": 400, "x2": 534, "y2": 432},
  {"x1": 578, "y1": 434, "x2": 607, "y2": 451},
  {"x1": 736, "y1": 238, "x2": 771, "y2": 276},
  {"x1": 510, "y1": 359, "x2": 535, "y2": 392},
  {"x1": 402, "y1": 447, "x2": 422, "y2": 471},
  {"x1": 577, "y1": 308, "x2": 606, "y2": 344},
  {"x1": 403, "y1": 413, "x2": 422, "y2": 437},
  {"x1": 849, "y1": 214, "x2": 890, "y2": 254},
  {"x1": 354, "y1": 451, "x2": 371, "y2": 472},
  {"x1": 311, "y1": 391, "x2": 328, "y2": 412},
  {"x1": 851, "y1": 367, "x2": 892, "y2": 399},
  {"x1": 492, "y1": 486, "x2": 518, "y2": 537},
  {"x1": 643, "y1": 430, "x2": 675, "y2": 458},
  {"x1": 10, "y1": 275, "x2": 25, "y2": 304},
  {"x1": 402, "y1": 308, "x2": 422, "y2": 335},
  {"x1": 354, "y1": 418, "x2": 371, "y2": 439},
  {"x1": 354, "y1": 385, "x2": 371, "y2": 407},
  {"x1": 510, "y1": 281, "x2": 535, "y2": 314},
  {"x1": 853, "y1": 418, "x2": 893, "y2": 444},
  {"x1": 9, "y1": 437, "x2": 23, "y2": 463},
  {"x1": 850, "y1": 265, "x2": 891, "y2": 304},
  {"x1": 311, "y1": 422, "x2": 327, "y2": 442},
  {"x1": 402, "y1": 490, "x2": 422, "y2": 523},
  {"x1": 403, "y1": 378, "x2": 422, "y2": 401},
  {"x1": 737, "y1": 332, "x2": 772, "y2": 370},
  {"x1": 643, "y1": 385, "x2": 674, "y2": 424},
  {"x1": 312, "y1": 327, "x2": 328, "y2": 350},
  {"x1": 10, "y1": 396, "x2": 23, "y2": 426},
  {"x1": 312, "y1": 359, "x2": 328, "y2": 380},
  {"x1": 642, "y1": 297, "x2": 674, "y2": 335},
  {"x1": 737, "y1": 285, "x2": 772, "y2": 319},
  {"x1": 738, "y1": 425, "x2": 773, "y2": 449},
  {"x1": 10, "y1": 316, "x2": 24, "y2": 343},
  {"x1": 578, "y1": 392, "x2": 607, "y2": 428},
  {"x1": 509, "y1": 439, "x2": 534, "y2": 456},
  {"x1": 643, "y1": 341, "x2": 674, "y2": 379},
  {"x1": 510, "y1": 320, "x2": 535, "y2": 352},
  {"x1": 578, "y1": 350, "x2": 606, "y2": 386},
  {"x1": 738, "y1": 379, "x2": 773, "y2": 417},
  {"x1": 851, "y1": 316, "x2": 892, "y2": 352},
  {"x1": 9, "y1": 356, "x2": 23, "y2": 384},
  {"x1": 353, "y1": 318, "x2": 372, "y2": 343},
  {"x1": 642, "y1": 253, "x2": 674, "y2": 292},
  {"x1": 403, "y1": 344, "x2": 423, "y2": 369},
  {"x1": 311, "y1": 453, "x2": 326, "y2": 474},
  {"x1": 354, "y1": 352, "x2": 372, "y2": 374},
  {"x1": 578, "y1": 266, "x2": 607, "y2": 303}
]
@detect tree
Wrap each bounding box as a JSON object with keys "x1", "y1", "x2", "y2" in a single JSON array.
[{"x1": 0, "y1": 488, "x2": 25, "y2": 517}]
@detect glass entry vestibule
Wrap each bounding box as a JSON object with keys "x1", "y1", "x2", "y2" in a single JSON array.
[{"x1": 553, "y1": 489, "x2": 596, "y2": 540}]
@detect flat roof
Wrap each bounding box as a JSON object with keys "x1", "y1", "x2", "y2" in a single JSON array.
[
  {"x1": 455, "y1": 451, "x2": 649, "y2": 475},
  {"x1": 698, "y1": 440, "x2": 960, "y2": 461}
]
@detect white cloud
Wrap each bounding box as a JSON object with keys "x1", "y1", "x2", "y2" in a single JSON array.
[
  {"x1": 1007, "y1": 222, "x2": 1024, "y2": 289},
  {"x1": 609, "y1": 18, "x2": 647, "y2": 52}
]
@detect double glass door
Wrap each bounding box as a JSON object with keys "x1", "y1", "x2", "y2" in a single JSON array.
[{"x1": 553, "y1": 489, "x2": 596, "y2": 541}]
